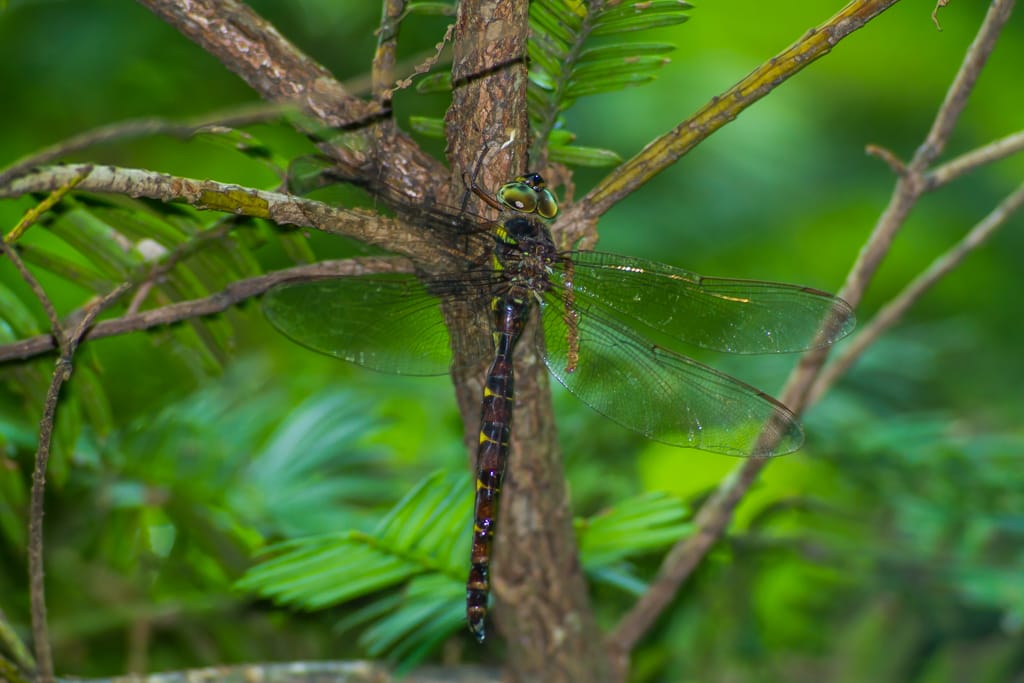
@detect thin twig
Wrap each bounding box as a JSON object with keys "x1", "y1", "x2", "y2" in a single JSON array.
[
  {"x1": 0, "y1": 104, "x2": 289, "y2": 187},
  {"x1": 932, "y1": 0, "x2": 950, "y2": 31},
  {"x1": 51, "y1": 660, "x2": 500, "y2": 683},
  {"x1": 925, "y1": 129, "x2": 1024, "y2": 191},
  {"x1": 809, "y1": 180, "x2": 1024, "y2": 404},
  {"x1": 372, "y1": 0, "x2": 406, "y2": 105},
  {"x1": 0, "y1": 258, "x2": 411, "y2": 364},
  {"x1": 573, "y1": 0, "x2": 902, "y2": 230},
  {"x1": 842, "y1": 0, "x2": 1014, "y2": 309},
  {"x1": 0, "y1": 242, "x2": 61, "y2": 343},
  {"x1": 914, "y1": 2, "x2": 1014, "y2": 169},
  {"x1": 607, "y1": 0, "x2": 1016, "y2": 659},
  {"x1": 2, "y1": 171, "x2": 94, "y2": 342},
  {"x1": 865, "y1": 144, "x2": 907, "y2": 175},
  {"x1": 137, "y1": 0, "x2": 443, "y2": 195},
  {"x1": 28, "y1": 281, "x2": 130, "y2": 683},
  {"x1": 136, "y1": 0, "x2": 374, "y2": 129},
  {"x1": 388, "y1": 24, "x2": 455, "y2": 97},
  {"x1": 126, "y1": 216, "x2": 241, "y2": 315},
  {"x1": 4, "y1": 168, "x2": 91, "y2": 243}
]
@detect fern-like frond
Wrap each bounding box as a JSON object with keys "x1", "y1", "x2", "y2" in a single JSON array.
[
  {"x1": 528, "y1": 0, "x2": 691, "y2": 165},
  {"x1": 238, "y1": 474, "x2": 691, "y2": 663},
  {"x1": 337, "y1": 574, "x2": 464, "y2": 667},
  {"x1": 236, "y1": 470, "x2": 470, "y2": 609},
  {"x1": 577, "y1": 491, "x2": 692, "y2": 568}
]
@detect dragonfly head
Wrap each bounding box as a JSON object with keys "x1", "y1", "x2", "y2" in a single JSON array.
[{"x1": 497, "y1": 173, "x2": 559, "y2": 219}]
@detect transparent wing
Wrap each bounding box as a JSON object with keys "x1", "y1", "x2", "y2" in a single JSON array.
[
  {"x1": 565, "y1": 251, "x2": 855, "y2": 355},
  {"x1": 540, "y1": 291, "x2": 802, "y2": 456},
  {"x1": 264, "y1": 274, "x2": 466, "y2": 376}
]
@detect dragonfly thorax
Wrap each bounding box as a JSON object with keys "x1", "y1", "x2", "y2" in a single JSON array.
[{"x1": 494, "y1": 215, "x2": 559, "y2": 299}]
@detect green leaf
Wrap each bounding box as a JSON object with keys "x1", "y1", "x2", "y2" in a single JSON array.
[
  {"x1": 72, "y1": 362, "x2": 114, "y2": 440},
  {"x1": 571, "y1": 54, "x2": 671, "y2": 83},
  {"x1": 549, "y1": 143, "x2": 623, "y2": 167},
  {"x1": 408, "y1": 116, "x2": 445, "y2": 138},
  {"x1": 275, "y1": 229, "x2": 317, "y2": 264},
  {"x1": 16, "y1": 244, "x2": 113, "y2": 293},
  {"x1": 0, "y1": 282, "x2": 42, "y2": 338},
  {"x1": 49, "y1": 209, "x2": 142, "y2": 280},
  {"x1": 336, "y1": 574, "x2": 464, "y2": 670},
  {"x1": 591, "y1": 1, "x2": 692, "y2": 36},
  {"x1": 237, "y1": 470, "x2": 470, "y2": 609},
  {"x1": 576, "y1": 41, "x2": 676, "y2": 63},
  {"x1": 530, "y1": 1, "x2": 580, "y2": 45},
  {"x1": 565, "y1": 72, "x2": 658, "y2": 98},
  {"x1": 193, "y1": 126, "x2": 286, "y2": 174},
  {"x1": 413, "y1": 72, "x2": 451, "y2": 94},
  {"x1": 528, "y1": 67, "x2": 558, "y2": 91},
  {"x1": 578, "y1": 491, "x2": 691, "y2": 567},
  {"x1": 526, "y1": 0, "x2": 691, "y2": 164},
  {"x1": 403, "y1": 1, "x2": 456, "y2": 17},
  {"x1": 286, "y1": 154, "x2": 338, "y2": 196}
]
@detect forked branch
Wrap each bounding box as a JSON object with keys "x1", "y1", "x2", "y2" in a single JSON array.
[{"x1": 607, "y1": 0, "x2": 1017, "y2": 663}]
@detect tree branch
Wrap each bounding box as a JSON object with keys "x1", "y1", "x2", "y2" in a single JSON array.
[
  {"x1": 52, "y1": 660, "x2": 499, "y2": 683},
  {"x1": 0, "y1": 164, "x2": 449, "y2": 257},
  {"x1": 27, "y1": 280, "x2": 131, "y2": 683},
  {"x1": 0, "y1": 103, "x2": 291, "y2": 188},
  {"x1": 606, "y1": 0, "x2": 1016, "y2": 660},
  {"x1": 841, "y1": 0, "x2": 1014, "y2": 309},
  {"x1": 372, "y1": 1, "x2": 405, "y2": 106},
  {"x1": 136, "y1": 0, "x2": 374, "y2": 128},
  {"x1": 0, "y1": 258, "x2": 410, "y2": 365},
  {"x1": 809, "y1": 179, "x2": 1024, "y2": 404},
  {"x1": 567, "y1": 0, "x2": 902, "y2": 234},
  {"x1": 925, "y1": 129, "x2": 1024, "y2": 190},
  {"x1": 137, "y1": 0, "x2": 444, "y2": 199}
]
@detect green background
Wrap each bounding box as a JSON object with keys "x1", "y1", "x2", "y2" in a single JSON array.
[{"x1": 1, "y1": 1, "x2": 1022, "y2": 681}]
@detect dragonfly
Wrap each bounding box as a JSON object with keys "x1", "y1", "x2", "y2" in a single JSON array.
[{"x1": 262, "y1": 172, "x2": 855, "y2": 642}]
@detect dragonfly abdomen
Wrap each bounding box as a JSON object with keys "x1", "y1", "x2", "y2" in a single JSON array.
[{"x1": 466, "y1": 294, "x2": 529, "y2": 642}]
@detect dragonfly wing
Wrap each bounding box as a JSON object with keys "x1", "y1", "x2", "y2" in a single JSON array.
[
  {"x1": 264, "y1": 274, "x2": 459, "y2": 376},
  {"x1": 540, "y1": 292, "x2": 802, "y2": 456},
  {"x1": 564, "y1": 251, "x2": 855, "y2": 355}
]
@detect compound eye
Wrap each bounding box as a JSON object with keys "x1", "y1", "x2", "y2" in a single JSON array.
[
  {"x1": 497, "y1": 182, "x2": 538, "y2": 213},
  {"x1": 535, "y1": 188, "x2": 559, "y2": 219}
]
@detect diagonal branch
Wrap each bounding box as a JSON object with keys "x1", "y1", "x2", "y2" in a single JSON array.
[
  {"x1": 841, "y1": 0, "x2": 1015, "y2": 308},
  {"x1": 27, "y1": 280, "x2": 131, "y2": 683},
  {"x1": 0, "y1": 257, "x2": 411, "y2": 365},
  {"x1": 606, "y1": 0, "x2": 1016, "y2": 661},
  {"x1": 568, "y1": 0, "x2": 902, "y2": 233},
  {"x1": 0, "y1": 164, "x2": 438, "y2": 257},
  {"x1": 925, "y1": 129, "x2": 1024, "y2": 191},
  {"x1": 136, "y1": 0, "x2": 443, "y2": 198},
  {"x1": 0, "y1": 103, "x2": 291, "y2": 188},
  {"x1": 136, "y1": 0, "x2": 374, "y2": 128},
  {"x1": 809, "y1": 180, "x2": 1024, "y2": 404}
]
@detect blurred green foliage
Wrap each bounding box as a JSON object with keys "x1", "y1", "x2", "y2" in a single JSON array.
[{"x1": 1, "y1": 1, "x2": 1023, "y2": 681}]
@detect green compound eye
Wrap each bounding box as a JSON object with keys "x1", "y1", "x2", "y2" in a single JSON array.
[
  {"x1": 535, "y1": 188, "x2": 558, "y2": 219},
  {"x1": 496, "y1": 177, "x2": 559, "y2": 218},
  {"x1": 497, "y1": 182, "x2": 538, "y2": 213}
]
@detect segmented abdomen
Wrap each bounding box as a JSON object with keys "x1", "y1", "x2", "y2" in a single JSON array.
[{"x1": 466, "y1": 294, "x2": 528, "y2": 642}]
